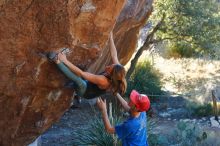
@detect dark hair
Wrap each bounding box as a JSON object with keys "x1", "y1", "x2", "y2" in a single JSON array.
[{"x1": 111, "y1": 64, "x2": 127, "y2": 95}]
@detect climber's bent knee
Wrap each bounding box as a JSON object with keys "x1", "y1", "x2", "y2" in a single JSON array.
[{"x1": 76, "y1": 81, "x2": 87, "y2": 97}]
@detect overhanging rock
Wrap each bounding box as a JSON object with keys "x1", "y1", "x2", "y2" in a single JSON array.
[{"x1": 0, "y1": 0, "x2": 153, "y2": 145}]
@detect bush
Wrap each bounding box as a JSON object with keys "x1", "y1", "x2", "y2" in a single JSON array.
[
  {"x1": 148, "y1": 119, "x2": 169, "y2": 146},
  {"x1": 171, "y1": 121, "x2": 208, "y2": 146},
  {"x1": 126, "y1": 61, "x2": 163, "y2": 101},
  {"x1": 187, "y1": 102, "x2": 213, "y2": 117},
  {"x1": 166, "y1": 42, "x2": 195, "y2": 58},
  {"x1": 148, "y1": 121, "x2": 208, "y2": 146}
]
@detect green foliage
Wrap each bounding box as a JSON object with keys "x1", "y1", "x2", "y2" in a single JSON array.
[
  {"x1": 166, "y1": 41, "x2": 195, "y2": 58},
  {"x1": 148, "y1": 134, "x2": 169, "y2": 146},
  {"x1": 126, "y1": 61, "x2": 163, "y2": 100},
  {"x1": 148, "y1": 121, "x2": 208, "y2": 146},
  {"x1": 187, "y1": 102, "x2": 213, "y2": 117},
  {"x1": 73, "y1": 114, "x2": 122, "y2": 146},
  {"x1": 148, "y1": 119, "x2": 169, "y2": 146},
  {"x1": 172, "y1": 122, "x2": 208, "y2": 146},
  {"x1": 151, "y1": 0, "x2": 220, "y2": 58}
]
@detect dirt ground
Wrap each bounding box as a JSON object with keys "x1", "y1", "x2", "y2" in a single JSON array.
[{"x1": 41, "y1": 102, "x2": 97, "y2": 146}]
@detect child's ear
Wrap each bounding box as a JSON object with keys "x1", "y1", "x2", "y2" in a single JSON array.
[{"x1": 130, "y1": 104, "x2": 136, "y2": 110}]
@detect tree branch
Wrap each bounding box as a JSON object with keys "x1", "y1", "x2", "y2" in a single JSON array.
[{"x1": 126, "y1": 14, "x2": 166, "y2": 80}]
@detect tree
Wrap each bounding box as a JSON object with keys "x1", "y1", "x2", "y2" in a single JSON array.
[
  {"x1": 126, "y1": 14, "x2": 165, "y2": 80},
  {"x1": 127, "y1": 0, "x2": 220, "y2": 80},
  {"x1": 151, "y1": 0, "x2": 220, "y2": 57}
]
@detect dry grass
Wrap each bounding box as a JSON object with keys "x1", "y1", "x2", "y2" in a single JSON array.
[{"x1": 128, "y1": 50, "x2": 220, "y2": 103}]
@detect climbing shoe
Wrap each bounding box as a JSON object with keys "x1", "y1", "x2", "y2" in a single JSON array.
[
  {"x1": 75, "y1": 95, "x2": 82, "y2": 104},
  {"x1": 47, "y1": 52, "x2": 58, "y2": 62},
  {"x1": 70, "y1": 94, "x2": 82, "y2": 109}
]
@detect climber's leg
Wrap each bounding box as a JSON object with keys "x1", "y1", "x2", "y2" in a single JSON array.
[
  {"x1": 64, "y1": 80, "x2": 78, "y2": 88},
  {"x1": 57, "y1": 62, "x2": 87, "y2": 97}
]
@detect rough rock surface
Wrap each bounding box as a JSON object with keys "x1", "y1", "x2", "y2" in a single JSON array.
[{"x1": 0, "y1": 0, "x2": 153, "y2": 145}]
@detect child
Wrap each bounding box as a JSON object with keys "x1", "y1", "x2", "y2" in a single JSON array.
[{"x1": 97, "y1": 90, "x2": 150, "y2": 146}]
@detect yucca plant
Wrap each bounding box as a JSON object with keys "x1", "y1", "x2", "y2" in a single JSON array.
[{"x1": 72, "y1": 107, "x2": 123, "y2": 146}]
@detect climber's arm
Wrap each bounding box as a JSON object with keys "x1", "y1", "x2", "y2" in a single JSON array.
[
  {"x1": 109, "y1": 31, "x2": 120, "y2": 64},
  {"x1": 116, "y1": 93, "x2": 130, "y2": 111},
  {"x1": 81, "y1": 72, "x2": 108, "y2": 86}
]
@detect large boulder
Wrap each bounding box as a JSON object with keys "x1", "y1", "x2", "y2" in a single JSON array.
[{"x1": 0, "y1": 0, "x2": 153, "y2": 145}]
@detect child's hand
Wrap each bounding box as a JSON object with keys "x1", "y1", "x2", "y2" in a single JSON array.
[
  {"x1": 58, "y1": 53, "x2": 68, "y2": 63},
  {"x1": 96, "y1": 97, "x2": 107, "y2": 113}
]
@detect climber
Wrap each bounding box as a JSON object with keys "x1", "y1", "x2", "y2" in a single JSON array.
[
  {"x1": 97, "y1": 90, "x2": 150, "y2": 146},
  {"x1": 47, "y1": 31, "x2": 127, "y2": 100}
]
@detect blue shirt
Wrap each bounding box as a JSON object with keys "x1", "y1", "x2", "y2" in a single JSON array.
[{"x1": 115, "y1": 112, "x2": 148, "y2": 146}]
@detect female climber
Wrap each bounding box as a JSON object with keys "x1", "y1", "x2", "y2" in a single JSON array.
[{"x1": 48, "y1": 32, "x2": 127, "y2": 99}]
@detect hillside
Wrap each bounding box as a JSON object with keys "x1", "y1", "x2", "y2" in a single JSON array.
[{"x1": 141, "y1": 52, "x2": 220, "y2": 103}]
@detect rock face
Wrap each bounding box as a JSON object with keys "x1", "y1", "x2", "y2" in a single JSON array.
[{"x1": 0, "y1": 0, "x2": 153, "y2": 145}]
